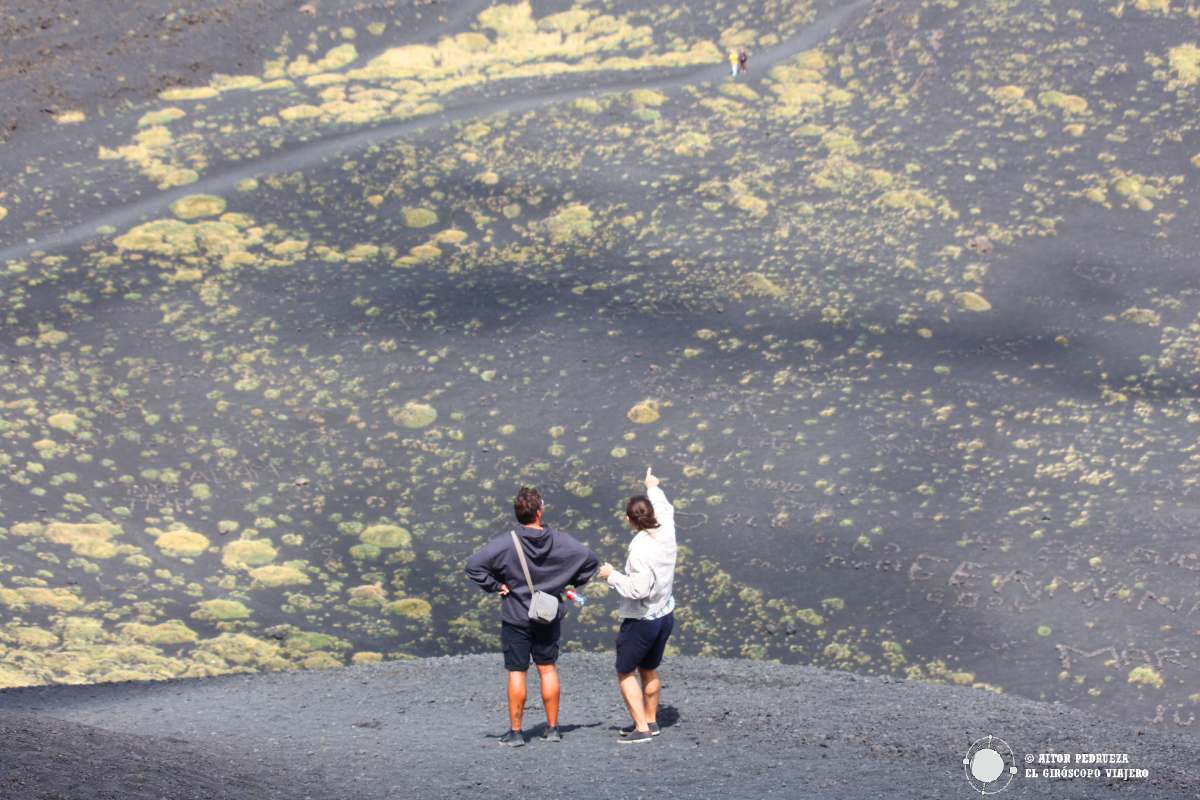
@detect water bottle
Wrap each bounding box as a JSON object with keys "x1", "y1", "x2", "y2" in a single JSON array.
[{"x1": 565, "y1": 589, "x2": 587, "y2": 607}]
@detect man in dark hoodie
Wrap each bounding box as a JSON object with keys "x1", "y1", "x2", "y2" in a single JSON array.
[{"x1": 465, "y1": 486, "x2": 599, "y2": 746}]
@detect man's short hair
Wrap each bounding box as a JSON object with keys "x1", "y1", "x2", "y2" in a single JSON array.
[{"x1": 514, "y1": 487, "x2": 543, "y2": 525}]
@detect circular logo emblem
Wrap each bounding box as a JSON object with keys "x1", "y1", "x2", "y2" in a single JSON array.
[{"x1": 963, "y1": 735, "x2": 1017, "y2": 794}]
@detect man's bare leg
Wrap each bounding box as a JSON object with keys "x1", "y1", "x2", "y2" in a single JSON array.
[
  {"x1": 507, "y1": 670, "x2": 527, "y2": 730},
  {"x1": 535, "y1": 663, "x2": 560, "y2": 728},
  {"x1": 638, "y1": 667, "x2": 660, "y2": 725},
  {"x1": 618, "y1": 672, "x2": 650, "y2": 732}
]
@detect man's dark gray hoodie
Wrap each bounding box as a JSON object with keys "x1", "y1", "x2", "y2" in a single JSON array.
[{"x1": 465, "y1": 524, "x2": 599, "y2": 628}]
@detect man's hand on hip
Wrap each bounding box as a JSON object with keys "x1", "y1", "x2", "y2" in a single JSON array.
[{"x1": 499, "y1": 583, "x2": 510, "y2": 596}]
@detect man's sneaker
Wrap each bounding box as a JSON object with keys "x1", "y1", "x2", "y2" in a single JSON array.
[
  {"x1": 499, "y1": 729, "x2": 525, "y2": 747},
  {"x1": 619, "y1": 722, "x2": 660, "y2": 737},
  {"x1": 618, "y1": 729, "x2": 654, "y2": 745},
  {"x1": 541, "y1": 726, "x2": 562, "y2": 743}
]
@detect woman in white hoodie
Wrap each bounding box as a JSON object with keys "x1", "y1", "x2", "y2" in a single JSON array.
[{"x1": 598, "y1": 466, "x2": 677, "y2": 745}]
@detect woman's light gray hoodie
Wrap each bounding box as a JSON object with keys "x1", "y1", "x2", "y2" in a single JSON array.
[{"x1": 607, "y1": 486, "x2": 677, "y2": 620}]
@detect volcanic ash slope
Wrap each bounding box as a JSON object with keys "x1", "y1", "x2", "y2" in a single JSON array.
[{"x1": 1, "y1": 653, "x2": 1198, "y2": 800}]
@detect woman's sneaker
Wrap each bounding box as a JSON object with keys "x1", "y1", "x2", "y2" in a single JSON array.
[
  {"x1": 499, "y1": 729, "x2": 525, "y2": 747},
  {"x1": 618, "y1": 729, "x2": 654, "y2": 745},
  {"x1": 619, "y1": 722, "x2": 660, "y2": 737}
]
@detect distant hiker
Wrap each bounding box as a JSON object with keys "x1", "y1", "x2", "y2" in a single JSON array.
[
  {"x1": 598, "y1": 466, "x2": 678, "y2": 745},
  {"x1": 738, "y1": 50, "x2": 748, "y2": 74},
  {"x1": 729, "y1": 50, "x2": 739, "y2": 77},
  {"x1": 465, "y1": 487, "x2": 600, "y2": 747}
]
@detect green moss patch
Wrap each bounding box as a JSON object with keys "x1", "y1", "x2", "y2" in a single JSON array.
[
  {"x1": 10, "y1": 626, "x2": 58, "y2": 648},
  {"x1": 384, "y1": 597, "x2": 433, "y2": 620},
  {"x1": 193, "y1": 599, "x2": 251, "y2": 621},
  {"x1": 249, "y1": 564, "x2": 310, "y2": 588},
  {"x1": 1038, "y1": 90, "x2": 1088, "y2": 114},
  {"x1": 350, "y1": 543, "x2": 383, "y2": 560},
  {"x1": 627, "y1": 399, "x2": 661, "y2": 424},
  {"x1": 955, "y1": 291, "x2": 992, "y2": 312},
  {"x1": 1121, "y1": 307, "x2": 1161, "y2": 326},
  {"x1": 44, "y1": 522, "x2": 122, "y2": 559},
  {"x1": 1128, "y1": 665, "x2": 1164, "y2": 688},
  {"x1": 360, "y1": 524, "x2": 411, "y2": 549},
  {"x1": 403, "y1": 207, "x2": 439, "y2": 228},
  {"x1": 121, "y1": 620, "x2": 199, "y2": 645},
  {"x1": 46, "y1": 412, "x2": 80, "y2": 433},
  {"x1": 546, "y1": 203, "x2": 594, "y2": 243},
  {"x1": 221, "y1": 538, "x2": 278, "y2": 569},
  {"x1": 1169, "y1": 43, "x2": 1200, "y2": 86},
  {"x1": 170, "y1": 194, "x2": 228, "y2": 220},
  {"x1": 138, "y1": 107, "x2": 187, "y2": 127},
  {"x1": 394, "y1": 401, "x2": 437, "y2": 428},
  {"x1": 155, "y1": 529, "x2": 210, "y2": 558},
  {"x1": 196, "y1": 633, "x2": 285, "y2": 668}
]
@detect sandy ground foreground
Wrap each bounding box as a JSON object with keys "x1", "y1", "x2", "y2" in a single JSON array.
[{"x1": 1, "y1": 653, "x2": 1198, "y2": 800}]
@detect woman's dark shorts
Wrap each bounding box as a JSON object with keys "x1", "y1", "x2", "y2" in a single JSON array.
[
  {"x1": 615, "y1": 612, "x2": 674, "y2": 674},
  {"x1": 501, "y1": 619, "x2": 561, "y2": 672}
]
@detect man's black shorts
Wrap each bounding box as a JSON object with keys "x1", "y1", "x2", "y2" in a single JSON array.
[
  {"x1": 615, "y1": 612, "x2": 674, "y2": 674},
  {"x1": 501, "y1": 619, "x2": 561, "y2": 672}
]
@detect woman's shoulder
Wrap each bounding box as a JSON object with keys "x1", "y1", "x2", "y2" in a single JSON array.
[{"x1": 644, "y1": 523, "x2": 675, "y2": 542}]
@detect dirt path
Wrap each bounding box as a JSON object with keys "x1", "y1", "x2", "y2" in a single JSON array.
[
  {"x1": 0, "y1": 0, "x2": 871, "y2": 266},
  {"x1": 1, "y1": 653, "x2": 1197, "y2": 800}
]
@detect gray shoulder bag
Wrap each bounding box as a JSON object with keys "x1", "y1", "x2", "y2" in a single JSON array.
[{"x1": 511, "y1": 530, "x2": 560, "y2": 623}]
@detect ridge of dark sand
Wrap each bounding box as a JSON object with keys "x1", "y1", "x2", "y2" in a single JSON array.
[
  {"x1": 2, "y1": 653, "x2": 1198, "y2": 800},
  {"x1": 0, "y1": 708, "x2": 323, "y2": 800}
]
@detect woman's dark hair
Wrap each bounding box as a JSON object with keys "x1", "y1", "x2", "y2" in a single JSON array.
[
  {"x1": 625, "y1": 495, "x2": 660, "y2": 531},
  {"x1": 514, "y1": 487, "x2": 543, "y2": 525}
]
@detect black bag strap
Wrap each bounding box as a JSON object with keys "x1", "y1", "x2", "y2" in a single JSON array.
[{"x1": 510, "y1": 530, "x2": 537, "y2": 593}]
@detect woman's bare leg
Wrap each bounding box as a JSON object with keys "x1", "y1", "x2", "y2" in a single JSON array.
[
  {"x1": 618, "y1": 672, "x2": 650, "y2": 731},
  {"x1": 638, "y1": 667, "x2": 660, "y2": 724}
]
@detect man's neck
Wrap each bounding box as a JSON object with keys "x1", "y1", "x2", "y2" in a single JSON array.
[{"x1": 521, "y1": 522, "x2": 544, "y2": 532}]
